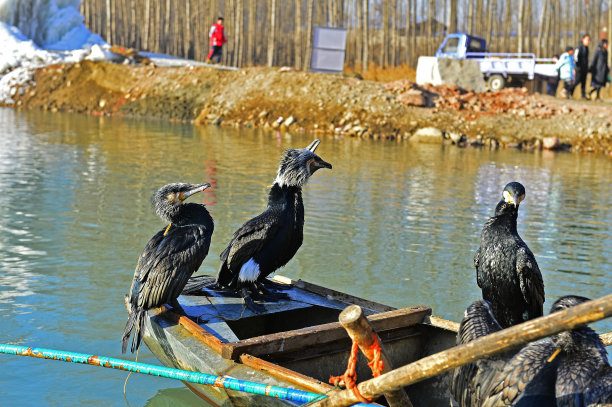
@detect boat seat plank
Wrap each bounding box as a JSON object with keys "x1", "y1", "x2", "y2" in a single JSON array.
[{"x1": 221, "y1": 305, "x2": 432, "y2": 360}]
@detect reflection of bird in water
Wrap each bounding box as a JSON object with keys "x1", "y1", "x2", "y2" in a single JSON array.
[
  {"x1": 122, "y1": 183, "x2": 214, "y2": 353},
  {"x1": 475, "y1": 182, "x2": 544, "y2": 328},
  {"x1": 451, "y1": 296, "x2": 611, "y2": 407},
  {"x1": 215, "y1": 139, "x2": 331, "y2": 311}
]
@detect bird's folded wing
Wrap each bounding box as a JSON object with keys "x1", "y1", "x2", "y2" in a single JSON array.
[
  {"x1": 223, "y1": 213, "x2": 281, "y2": 271},
  {"x1": 482, "y1": 338, "x2": 556, "y2": 407},
  {"x1": 516, "y1": 247, "x2": 545, "y2": 317},
  {"x1": 135, "y1": 227, "x2": 210, "y2": 309}
]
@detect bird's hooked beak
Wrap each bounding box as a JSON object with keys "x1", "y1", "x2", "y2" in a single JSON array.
[
  {"x1": 180, "y1": 183, "x2": 212, "y2": 201},
  {"x1": 311, "y1": 156, "x2": 332, "y2": 171},
  {"x1": 503, "y1": 190, "x2": 525, "y2": 207}
]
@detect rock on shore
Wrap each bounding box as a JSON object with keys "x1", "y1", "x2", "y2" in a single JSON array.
[{"x1": 4, "y1": 61, "x2": 612, "y2": 154}]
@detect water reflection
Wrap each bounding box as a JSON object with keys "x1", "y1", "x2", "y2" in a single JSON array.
[{"x1": 0, "y1": 108, "x2": 609, "y2": 406}]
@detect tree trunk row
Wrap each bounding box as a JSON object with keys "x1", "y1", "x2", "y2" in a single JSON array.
[{"x1": 79, "y1": 0, "x2": 612, "y2": 71}]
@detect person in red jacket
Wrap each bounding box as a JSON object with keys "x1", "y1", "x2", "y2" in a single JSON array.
[{"x1": 207, "y1": 17, "x2": 227, "y2": 64}]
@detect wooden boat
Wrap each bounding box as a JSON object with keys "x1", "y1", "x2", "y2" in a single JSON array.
[{"x1": 140, "y1": 275, "x2": 460, "y2": 406}]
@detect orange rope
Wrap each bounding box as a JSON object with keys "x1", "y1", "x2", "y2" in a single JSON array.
[
  {"x1": 367, "y1": 335, "x2": 384, "y2": 377},
  {"x1": 329, "y1": 335, "x2": 385, "y2": 403}
]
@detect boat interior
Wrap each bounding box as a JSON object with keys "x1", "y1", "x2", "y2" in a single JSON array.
[{"x1": 165, "y1": 275, "x2": 458, "y2": 406}]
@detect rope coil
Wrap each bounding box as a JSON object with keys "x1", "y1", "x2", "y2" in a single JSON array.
[{"x1": 329, "y1": 335, "x2": 385, "y2": 403}]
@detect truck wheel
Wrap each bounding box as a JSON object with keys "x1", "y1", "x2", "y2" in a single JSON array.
[{"x1": 487, "y1": 75, "x2": 505, "y2": 91}]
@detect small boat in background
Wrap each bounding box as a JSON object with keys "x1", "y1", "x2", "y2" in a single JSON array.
[{"x1": 138, "y1": 275, "x2": 459, "y2": 406}]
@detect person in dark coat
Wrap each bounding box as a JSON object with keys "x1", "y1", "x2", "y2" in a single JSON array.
[
  {"x1": 588, "y1": 39, "x2": 610, "y2": 101},
  {"x1": 574, "y1": 34, "x2": 591, "y2": 99}
]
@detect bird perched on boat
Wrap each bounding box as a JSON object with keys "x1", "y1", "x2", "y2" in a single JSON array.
[
  {"x1": 215, "y1": 139, "x2": 331, "y2": 310},
  {"x1": 474, "y1": 182, "x2": 544, "y2": 328},
  {"x1": 122, "y1": 183, "x2": 214, "y2": 353},
  {"x1": 451, "y1": 296, "x2": 611, "y2": 407},
  {"x1": 549, "y1": 296, "x2": 612, "y2": 407},
  {"x1": 450, "y1": 299, "x2": 559, "y2": 407}
]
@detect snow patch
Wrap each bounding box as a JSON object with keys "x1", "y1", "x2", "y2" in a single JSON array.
[{"x1": 0, "y1": 0, "x2": 110, "y2": 104}]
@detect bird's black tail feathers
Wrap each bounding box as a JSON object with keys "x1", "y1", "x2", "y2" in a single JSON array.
[
  {"x1": 215, "y1": 261, "x2": 238, "y2": 289},
  {"x1": 121, "y1": 309, "x2": 145, "y2": 354}
]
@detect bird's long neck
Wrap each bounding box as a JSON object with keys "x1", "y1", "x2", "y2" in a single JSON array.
[
  {"x1": 487, "y1": 200, "x2": 519, "y2": 234},
  {"x1": 170, "y1": 203, "x2": 213, "y2": 228},
  {"x1": 268, "y1": 183, "x2": 304, "y2": 225},
  {"x1": 268, "y1": 183, "x2": 302, "y2": 202},
  {"x1": 556, "y1": 327, "x2": 608, "y2": 362}
]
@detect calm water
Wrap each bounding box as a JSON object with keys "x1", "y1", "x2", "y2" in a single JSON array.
[{"x1": 0, "y1": 108, "x2": 610, "y2": 406}]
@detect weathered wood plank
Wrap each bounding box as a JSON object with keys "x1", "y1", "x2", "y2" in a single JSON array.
[
  {"x1": 275, "y1": 276, "x2": 396, "y2": 313},
  {"x1": 221, "y1": 306, "x2": 432, "y2": 360},
  {"x1": 311, "y1": 293, "x2": 612, "y2": 407},
  {"x1": 152, "y1": 305, "x2": 226, "y2": 355},
  {"x1": 425, "y1": 315, "x2": 460, "y2": 332},
  {"x1": 240, "y1": 353, "x2": 333, "y2": 394}
]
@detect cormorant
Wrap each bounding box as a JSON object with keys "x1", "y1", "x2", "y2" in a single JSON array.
[
  {"x1": 215, "y1": 139, "x2": 331, "y2": 310},
  {"x1": 451, "y1": 296, "x2": 611, "y2": 407},
  {"x1": 549, "y1": 296, "x2": 612, "y2": 407},
  {"x1": 474, "y1": 182, "x2": 545, "y2": 328},
  {"x1": 451, "y1": 299, "x2": 559, "y2": 407},
  {"x1": 450, "y1": 300, "x2": 510, "y2": 407},
  {"x1": 122, "y1": 183, "x2": 214, "y2": 353}
]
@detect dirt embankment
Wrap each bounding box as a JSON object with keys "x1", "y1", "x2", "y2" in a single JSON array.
[{"x1": 7, "y1": 60, "x2": 612, "y2": 154}]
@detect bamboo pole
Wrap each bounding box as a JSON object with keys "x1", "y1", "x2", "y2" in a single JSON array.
[
  {"x1": 602, "y1": 331, "x2": 612, "y2": 346},
  {"x1": 0, "y1": 343, "x2": 374, "y2": 406},
  {"x1": 311, "y1": 293, "x2": 612, "y2": 407},
  {"x1": 338, "y1": 305, "x2": 413, "y2": 407}
]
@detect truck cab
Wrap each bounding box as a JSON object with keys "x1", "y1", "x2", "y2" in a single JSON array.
[{"x1": 435, "y1": 33, "x2": 486, "y2": 59}]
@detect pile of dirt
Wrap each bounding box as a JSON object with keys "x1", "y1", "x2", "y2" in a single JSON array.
[{"x1": 5, "y1": 61, "x2": 612, "y2": 154}]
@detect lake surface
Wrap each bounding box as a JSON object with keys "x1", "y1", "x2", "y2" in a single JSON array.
[{"x1": 0, "y1": 108, "x2": 610, "y2": 406}]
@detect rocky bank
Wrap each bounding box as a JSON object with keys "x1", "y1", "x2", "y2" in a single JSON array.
[{"x1": 5, "y1": 60, "x2": 612, "y2": 154}]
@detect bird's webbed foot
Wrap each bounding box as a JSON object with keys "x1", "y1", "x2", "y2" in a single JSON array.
[
  {"x1": 260, "y1": 278, "x2": 293, "y2": 291},
  {"x1": 168, "y1": 298, "x2": 186, "y2": 315},
  {"x1": 241, "y1": 287, "x2": 267, "y2": 313},
  {"x1": 253, "y1": 281, "x2": 290, "y2": 301}
]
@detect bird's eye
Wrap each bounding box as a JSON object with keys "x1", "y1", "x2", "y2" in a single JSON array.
[
  {"x1": 307, "y1": 158, "x2": 315, "y2": 173},
  {"x1": 167, "y1": 193, "x2": 176, "y2": 202}
]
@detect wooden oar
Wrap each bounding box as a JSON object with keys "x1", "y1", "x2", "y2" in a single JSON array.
[{"x1": 310, "y1": 293, "x2": 612, "y2": 407}]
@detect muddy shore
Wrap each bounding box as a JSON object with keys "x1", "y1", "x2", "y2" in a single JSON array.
[{"x1": 5, "y1": 61, "x2": 612, "y2": 154}]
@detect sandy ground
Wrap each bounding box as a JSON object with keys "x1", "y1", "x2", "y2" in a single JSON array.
[{"x1": 5, "y1": 60, "x2": 612, "y2": 154}]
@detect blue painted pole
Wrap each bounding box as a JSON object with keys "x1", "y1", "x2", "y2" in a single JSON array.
[{"x1": 0, "y1": 343, "x2": 372, "y2": 406}]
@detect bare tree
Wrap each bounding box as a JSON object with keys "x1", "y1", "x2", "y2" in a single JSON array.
[
  {"x1": 449, "y1": 0, "x2": 458, "y2": 33},
  {"x1": 362, "y1": 0, "x2": 369, "y2": 71},
  {"x1": 517, "y1": 0, "x2": 524, "y2": 53},
  {"x1": 267, "y1": 0, "x2": 277, "y2": 66},
  {"x1": 305, "y1": 0, "x2": 314, "y2": 71}
]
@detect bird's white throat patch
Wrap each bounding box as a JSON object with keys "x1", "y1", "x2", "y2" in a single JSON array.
[{"x1": 238, "y1": 258, "x2": 261, "y2": 283}]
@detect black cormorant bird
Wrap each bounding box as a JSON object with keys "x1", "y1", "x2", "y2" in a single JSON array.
[
  {"x1": 474, "y1": 182, "x2": 545, "y2": 328},
  {"x1": 450, "y1": 299, "x2": 510, "y2": 407},
  {"x1": 451, "y1": 296, "x2": 611, "y2": 407},
  {"x1": 549, "y1": 296, "x2": 612, "y2": 407},
  {"x1": 451, "y1": 299, "x2": 559, "y2": 407},
  {"x1": 215, "y1": 139, "x2": 331, "y2": 309},
  {"x1": 122, "y1": 183, "x2": 214, "y2": 353}
]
